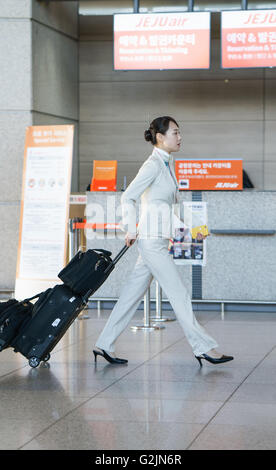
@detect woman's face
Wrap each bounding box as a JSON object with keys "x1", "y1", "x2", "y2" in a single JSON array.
[{"x1": 156, "y1": 121, "x2": 181, "y2": 153}]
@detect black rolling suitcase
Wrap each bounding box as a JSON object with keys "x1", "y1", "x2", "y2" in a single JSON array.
[{"x1": 12, "y1": 245, "x2": 128, "y2": 368}]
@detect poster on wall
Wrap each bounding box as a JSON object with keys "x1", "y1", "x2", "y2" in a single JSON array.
[
  {"x1": 169, "y1": 202, "x2": 208, "y2": 266},
  {"x1": 114, "y1": 11, "x2": 210, "y2": 70},
  {"x1": 175, "y1": 159, "x2": 243, "y2": 190},
  {"x1": 15, "y1": 125, "x2": 74, "y2": 299},
  {"x1": 221, "y1": 9, "x2": 276, "y2": 68}
]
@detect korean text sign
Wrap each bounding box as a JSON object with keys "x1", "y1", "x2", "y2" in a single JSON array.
[
  {"x1": 222, "y1": 9, "x2": 276, "y2": 68},
  {"x1": 175, "y1": 160, "x2": 243, "y2": 190},
  {"x1": 114, "y1": 12, "x2": 210, "y2": 70}
]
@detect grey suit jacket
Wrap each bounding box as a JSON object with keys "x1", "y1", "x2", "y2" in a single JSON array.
[{"x1": 120, "y1": 147, "x2": 183, "y2": 239}]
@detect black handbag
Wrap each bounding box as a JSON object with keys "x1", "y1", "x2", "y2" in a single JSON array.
[
  {"x1": 0, "y1": 292, "x2": 42, "y2": 352},
  {"x1": 58, "y1": 248, "x2": 114, "y2": 296}
]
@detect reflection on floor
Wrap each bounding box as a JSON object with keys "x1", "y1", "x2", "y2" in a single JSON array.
[{"x1": 1, "y1": 308, "x2": 276, "y2": 450}]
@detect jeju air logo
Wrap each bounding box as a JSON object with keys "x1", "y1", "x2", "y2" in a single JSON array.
[
  {"x1": 136, "y1": 15, "x2": 188, "y2": 29},
  {"x1": 244, "y1": 12, "x2": 276, "y2": 25}
]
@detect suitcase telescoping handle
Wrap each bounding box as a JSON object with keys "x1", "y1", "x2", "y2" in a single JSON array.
[
  {"x1": 82, "y1": 245, "x2": 129, "y2": 303},
  {"x1": 110, "y1": 244, "x2": 129, "y2": 267},
  {"x1": 103, "y1": 244, "x2": 129, "y2": 276}
]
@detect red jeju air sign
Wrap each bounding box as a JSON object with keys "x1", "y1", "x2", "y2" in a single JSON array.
[
  {"x1": 222, "y1": 9, "x2": 276, "y2": 68},
  {"x1": 114, "y1": 12, "x2": 210, "y2": 70}
]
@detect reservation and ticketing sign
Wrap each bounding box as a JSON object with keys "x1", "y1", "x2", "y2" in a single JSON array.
[
  {"x1": 175, "y1": 159, "x2": 243, "y2": 190},
  {"x1": 221, "y1": 9, "x2": 276, "y2": 68},
  {"x1": 15, "y1": 125, "x2": 74, "y2": 299},
  {"x1": 114, "y1": 12, "x2": 210, "y2": 70}
]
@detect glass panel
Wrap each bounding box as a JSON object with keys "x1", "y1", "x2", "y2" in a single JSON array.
[
  {"x1": 79, "y1": 1, "x2": 134, "y2": 16},
  {"x1": 194, "y1": 0, "x2": 241, "y2": 11},
  {"x1": 139, "y1": 0, "x2": 188, "y2": 12},
  {"x1": 248, "y1": 1, "x2": 276, "y2": 8}
]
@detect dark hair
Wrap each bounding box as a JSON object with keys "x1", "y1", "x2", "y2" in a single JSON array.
[{"x1": 144, "y1": 116, "x2": 179, "y2": 145}]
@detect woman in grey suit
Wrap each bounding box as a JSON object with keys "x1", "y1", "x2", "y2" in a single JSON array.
[{"x1": 93, "y1": 116, "x2": 233, "y2": 367}]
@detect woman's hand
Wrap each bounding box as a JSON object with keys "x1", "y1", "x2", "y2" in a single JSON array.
[{"x1": 125, "y1": 232, "x2": 137, "y2": 247}]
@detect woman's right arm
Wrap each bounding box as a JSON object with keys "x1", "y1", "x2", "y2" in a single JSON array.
[{"x1": 120, "y1": 159, "x2": 159, "y2": 245}]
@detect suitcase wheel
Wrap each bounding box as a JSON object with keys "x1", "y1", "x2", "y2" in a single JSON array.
[
  {"x1": 29, "y1": 357, "x2": 40, "y2": 368},
  {"x1": 43, "y1": 353, "x2": 50, "y2": 362}
]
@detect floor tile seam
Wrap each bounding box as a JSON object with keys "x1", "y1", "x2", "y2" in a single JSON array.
[
  {"x1": 110, "y1": 379, "x2": 247, "y2": 385},
  {"x1": 86, "y1": 396, "x2": 239, "y2": 403},
  {"x1": 0, "y1": 399, "x2": 226, "y2": 409},
  {"x1": 185, "y1": 343, "x2": 276, "y2": 450},
  {"x1": 0, "y1": 364, "x2": 30, "y2": 382},
  {"x1": 15, "y1": 418, "x2": 221, "y2": 426},
  {"x1": 16, "y1": 336, "x2": 189, "y2": 449}
]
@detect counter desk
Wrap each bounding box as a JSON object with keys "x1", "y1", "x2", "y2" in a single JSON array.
[{"x1": 84, "y1": 190, "x2": 276, "y2": 312}]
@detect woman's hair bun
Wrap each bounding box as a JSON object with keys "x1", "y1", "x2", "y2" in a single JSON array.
[
  {"x1": 144, "y1": 129, "x2": 152, "y2": 142},
  {"x1": 144, "y1": 116, "x2": 178, "y2": 145}
]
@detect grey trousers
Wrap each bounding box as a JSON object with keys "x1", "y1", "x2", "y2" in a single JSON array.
[{"x1": 95, "y1": 238, "x2": 218, "y2": 357}]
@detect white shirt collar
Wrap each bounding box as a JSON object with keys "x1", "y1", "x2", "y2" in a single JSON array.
[{"x1": 153, "y1": 147, "x2": 171, "y2": 162}]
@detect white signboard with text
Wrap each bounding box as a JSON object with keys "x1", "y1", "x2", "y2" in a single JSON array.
[{"x1": 15, "y1": 125, "x2": 74, "y2": 299}]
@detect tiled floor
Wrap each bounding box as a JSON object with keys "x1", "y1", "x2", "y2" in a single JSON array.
[{"x1": 1, "y1": 308, "x2": 276, "y2": 450}]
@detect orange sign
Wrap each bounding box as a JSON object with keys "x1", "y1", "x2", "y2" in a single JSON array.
[
  {"x1": 175, "y1": 160, "x2": 243, "y2": 191},
  {"x1": 91, "y1": 160, "x2": 117, "y2": 191},
  {"x1": 222, "y1": 10, "x2": 276, "y2": 68},
  {"x1": 114, "y1": 12, "x2": 210, "y2": 70}
]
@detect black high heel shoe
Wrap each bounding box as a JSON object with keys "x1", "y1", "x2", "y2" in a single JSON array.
[
  {"x1": 195, "y1": 353, "x2": 234, "y2": 366},
  {"x1": 93, "y1": 349, "x2": 128, "y2": 365}
]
